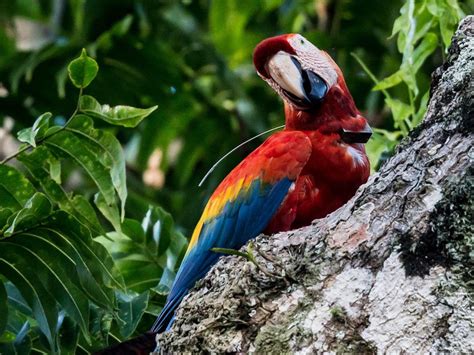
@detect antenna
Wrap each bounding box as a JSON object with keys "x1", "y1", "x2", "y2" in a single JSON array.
[{"x1": 198, "y1": 125, "x2": 285, "y2": 187}]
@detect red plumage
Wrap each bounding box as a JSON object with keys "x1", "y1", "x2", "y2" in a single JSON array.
[
  {"x1": 258, "y1": 34, "x2": 371, "y2": 233},
  {"x1": 98, "y1": 33, "x2": 371, "y2": 354}
]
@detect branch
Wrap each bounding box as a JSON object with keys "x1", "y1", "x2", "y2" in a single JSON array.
[{"x1": 157, "y1": 16, "x2": 474, "y2": 353}]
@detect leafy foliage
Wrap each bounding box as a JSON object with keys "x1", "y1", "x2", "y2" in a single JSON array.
[
  {"x1": 68, "y1": 49, "x2": 99, "y2": 89},
  {"x1": 353, "y1": 0, "x2": 466, "y2": 168},
  {"x1": 0, "y1": 50, "x2": 184, "y2": 353}
]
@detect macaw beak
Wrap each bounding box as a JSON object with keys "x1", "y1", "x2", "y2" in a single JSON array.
[{"x1": 266, "y1": 51, "x2": 328, "y2": 108}]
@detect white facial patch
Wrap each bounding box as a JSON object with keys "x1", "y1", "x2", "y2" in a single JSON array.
[
  {"x1": 287, "y1": 34, "x2": 338, "y2": 88},
  {"x1": 346, "y1": 145, "x2": 367, "y2": 168}
]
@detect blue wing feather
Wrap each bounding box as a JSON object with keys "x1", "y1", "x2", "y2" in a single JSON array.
[{"x1": 151, "y1": 178, "x2": 292, "y2": 333}]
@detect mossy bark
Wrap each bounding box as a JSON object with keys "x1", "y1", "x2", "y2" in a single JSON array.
[{"x1": 156, "y1": 17, "x2": 473, "y2": 354}]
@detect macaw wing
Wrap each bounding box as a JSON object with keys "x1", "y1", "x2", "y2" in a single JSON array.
[{"x1": 151, "y1": 131, "x2": 312, "y2": 332}]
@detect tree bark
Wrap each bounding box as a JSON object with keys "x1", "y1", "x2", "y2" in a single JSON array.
[{"x1": 157, "y1": 17, "x2": 473, "y2": 354}]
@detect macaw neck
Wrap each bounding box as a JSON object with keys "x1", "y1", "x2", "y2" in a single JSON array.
[{"x1": 284, "y1": 82, "x2": 360, "y2": 132}]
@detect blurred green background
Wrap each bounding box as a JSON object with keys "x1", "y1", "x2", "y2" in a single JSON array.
[
  {"x1": 0, "y1": 0, "x2": 450, "y2": 234},
  {"x1": 0, "y1": 0, "x2": 472, "y2": 352}
]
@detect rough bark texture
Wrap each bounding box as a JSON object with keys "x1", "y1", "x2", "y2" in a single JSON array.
[{"x1": 157, "y1": 17, "x2": 473, "y2": 354}]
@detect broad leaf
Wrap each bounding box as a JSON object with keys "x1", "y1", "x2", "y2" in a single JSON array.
[
  {"x1": 0, "y1": 258, "x2": 58, "y2": 350},
  {"x1": 4, "y1": 193, "x2": 52, "y2": 237},
  {"x1": 1, "y1": 242, "x2": 91, "y2": 342},
  {"x1": 0, "y1": 321, "x2": 32, "y2": 355},
  {"x1": 0, "y1": 166, "x2": 36, "y2": 211},
  {"x1": 46, "y1": 115, "x2": 127, "y2": 220},
  {"x1": 57, "y1": 314, "x2": 79, "y2": 354},
  {"x1": 47, "y1": 154, "x2": 62, "y2": 184},
  {"x1": 385, "y1": 97, "x2": 414, "y2": 130},
  {"x1": 18, "y1": 147, "x2": 103, "y2": 235},
  {"x1": 414, "y1": 91, "x2": 430, "y2": 126},
  {"x1": 412, "y1": 32, "x2": 438, "y2": 72},
  {"x1": 17, "y1": 112, "x2": 51, "y2": 147},
  {"x1": 94, "y1": 192, "x2": 122, "y2": 233},
  {"x1": 69, "y1": 116, "x2": 128, "y2": 220},
  {"x1": 46, "y1": 211, "x2": 124, "y2": 292},
  {"x1": 40, "y1": 213, "x2": 119, "y2": 307},
  {"x1": 116, "y1": 291, "x2": 149, "y2": 338},
  {"x1": 43, "y1": 117, "x2": 122, "y2": 226},
  {"x1": 95, "y1": 207, "x2": 187, "y2": 293},
  {"x1": 68, "y1": 49, "x2": 98, "y2": 89},
  {"x1": 79, "y1": 95, "x2": 157, "y2": 128},
  {"x1": 0, "y1": 208, "x2": 13, "y2": 232},
  {"x1": 373, "y1": 70, "x2": 403, "y2": 91},
  {"x1": 5, "y1": 282, "x2": 31, "y2": 316},
  {"x1": 365, "y1": 131, "x2": 399, "y2": 172}
]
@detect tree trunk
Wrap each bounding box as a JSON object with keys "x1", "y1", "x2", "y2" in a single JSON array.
[{"x1": 157, "y1": 17, "x2": 473, "y2": 354}]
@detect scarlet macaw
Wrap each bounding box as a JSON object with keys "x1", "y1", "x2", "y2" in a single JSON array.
[{"x1": 98, "y1": 33, "x2": 371, "y2": 354}]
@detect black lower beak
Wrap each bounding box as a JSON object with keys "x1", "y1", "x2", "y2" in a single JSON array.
[
  {"x1": 290, "y1": 57, "x2": 328, "y2": 108},
  {"x1": 340, "y1": 126, "x2": 372, "y2": 144},
  {"x1": 302, "y1": 70, "x2": 328, "y2": 105}
]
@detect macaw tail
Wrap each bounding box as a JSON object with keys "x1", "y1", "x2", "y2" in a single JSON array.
[
  {"x1": 150, "y1": 289, "x2": 187, "y2": 333},
  {"x1": 93, "y1": 332, "x2": 156, "y2": 355}
]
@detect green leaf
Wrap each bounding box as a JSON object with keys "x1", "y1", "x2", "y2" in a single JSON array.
[
  {"x1": 64, "y1": 115, "x2": 127, "y2": 220},
  {"x1": 94, "y1": 192, "x2": 122, "y2": 233},
  {"x1": 412, "y1": 32, "x2": 438, "y2": 72},
  {"x1": 365, "y1": 131, "x2": 400, "y2": 172},
  {"x1": 373, "y1": 70, "x2": 404, "y2": 91},
  {"x1": 1, "y1": 242, "x2": 91, "y2": 343},
  {"x1": 4, "y1": 193, "x2": 52, "y2": 237},
  {"x1": 95, "y1": 207, "x2": 187, "y2": 293},
  {"x1": 71, "y1": 117, "x2": 128, "y2": 219},
  {"x1": 17, "y1": 112, "x2": 52, "y2": 147},
  {"x1": 1, "y1": 210, "x2": 119, "y2": 348},
  {"x1": 4, "y1": 282, "x2": 31, "y2": 316},
  {"x1": 18, "y1": 147, "x2": 103, "y2": 235},
  {"x1": 400, "y1": 64, "x2": 419, "y2": 96},
  {"x1": 400, "y1": 0, "x2": 416, "y2": 58},
  {"x1": 67, "y1": 49, "x2": 98, "y2": 89},
  {"x1": 86, "y1": 306, "x2": 113, "y2": 350},
  {"x1": 43, "y1": 119, "x2": 120, "y2": 226},
  {"x1": 0, "y1": 258, "x2": 58, "y2": 350},
  {"x1": 0, "y1": 282, "x2": 7, "y2": 337},
  {"x1": 0, "y1": 208, "x2": 14, "y2": 232},
  {"x1": 0, "y1": 323, "x2": 31, "y2": 355},
  {"x1": 0, "y1": 166, "x2": 36, "y2": 211},
  {"x1": 47, "y1": 154, "x2": 62, "y2": 184},
  {"x1": 116, "y1": 291, "x2": 149, "y2": 338},
  {"x1": 40, "y1": 212, "x2": 118, "y2": 306},
  {"x1": 413, "y1": 9, "x2": 435, "y2": 44},
  {"x1": 0, "y1": 330, "x2": 16, "y2": 343},
  {"x1": 391, "y1": 1, "x2": 410, "y2": 50},
  {"x1": 385, "y1": 97, "x2": 414, "y2": 130},
  {"x1": 57, "y1": 315, "x2": 79, "y2": 354},
  {"x1": 414, "y1": 90, "x2": 430, "y2": 126},
  {"x1": 439, "y1": 12, "x2": 457, "y2": 49},
  {"x1": 79, "y1": 95, "x2": 157, "y2": 127},
  {"x1": 426, "y1": 0, "x2": 443, "y2": 16}
]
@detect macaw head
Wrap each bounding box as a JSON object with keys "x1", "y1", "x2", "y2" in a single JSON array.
[{"x1": 253, "y1": 34, "x2": 371, "y2": 141}]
